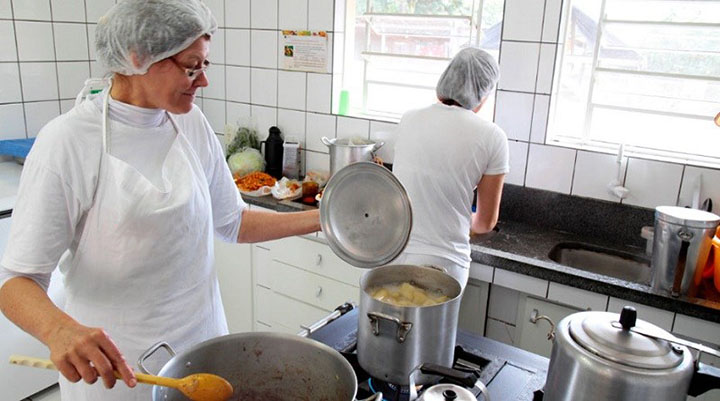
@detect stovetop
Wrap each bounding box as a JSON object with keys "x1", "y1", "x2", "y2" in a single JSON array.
[{"x1": 308, "y1": 307, "x2": 549, "y2": 401}]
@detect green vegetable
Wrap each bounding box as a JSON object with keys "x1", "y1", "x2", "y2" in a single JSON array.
[
  {"x1": 228, "y1": 148, "x2": 265, "y2": 177},
  {"x1": 227, "y1": 126, "x2": 260, "y2": 156}
]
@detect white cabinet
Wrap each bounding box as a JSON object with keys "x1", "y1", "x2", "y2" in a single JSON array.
[
  {"x1": 214, "y1": 239, "x2": 253, "y2": 333},
  {"x1": 458, "y1": 280, "x2": 490, "y2": 336},
  {"x1": 516, "y1": 296, "x2": 583, "y2": 358}
]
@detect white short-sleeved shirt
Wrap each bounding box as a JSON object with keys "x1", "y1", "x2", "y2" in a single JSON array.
[
  {"x1": 392, "y1": 103, "x2": 509, "y2": 267},
  {"x1": 0, "y1": 94, "x2": 245, "y2": 278}
]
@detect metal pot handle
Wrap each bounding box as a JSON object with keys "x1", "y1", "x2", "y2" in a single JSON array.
[
  {"x1": 371, "y1": 141, "x2": 385, "y2": 152},
  {"x1": 137, "y1": 341, "x2": 176, "y2": 375},
  {"x1": 321, "y1": 136, "x2": 334, "y2": 146},
  {"x1": 367, "y1": 311, "x2": 413, "y2": 343}
]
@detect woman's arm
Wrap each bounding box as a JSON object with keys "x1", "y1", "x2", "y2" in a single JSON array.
[
  {"x1": 471, "y1": 174, "x2": 505, "y2": 234},
  {"x1": 236, "y1": 208, "x2": 321, "y2": 243},
  {"x1": 0, "y1": 277, "x2": 137, "y2": 389}
]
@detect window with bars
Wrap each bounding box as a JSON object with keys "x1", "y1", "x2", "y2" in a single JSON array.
[
  {"x1": 547, "y1": 0, "x2": 720, "y2": 166},
  {"x1": 333, "y1": 0, "x2": 504, "y2": 122}
]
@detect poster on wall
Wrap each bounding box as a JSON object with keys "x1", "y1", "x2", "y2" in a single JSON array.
[{"x1": 281, "y1": 30, "x2": 328, "y2": 73}]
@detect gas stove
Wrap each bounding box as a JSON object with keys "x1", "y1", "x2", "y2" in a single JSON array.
[{"x1": 307, "y1": 304, "x2": 550, "y2": 401}]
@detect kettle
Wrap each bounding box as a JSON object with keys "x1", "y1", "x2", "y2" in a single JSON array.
[{"x1": 262, "y1": 126, "x2": 284, "y2": 179}]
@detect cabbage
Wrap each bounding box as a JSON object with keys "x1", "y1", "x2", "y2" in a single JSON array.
[{"x1": 228, "y1": 148, "x2": 265, "y2": 177}]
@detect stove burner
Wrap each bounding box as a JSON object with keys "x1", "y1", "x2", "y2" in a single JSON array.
[{"x1": 366, "y1": 377, "x2": 413, "y2": 401}]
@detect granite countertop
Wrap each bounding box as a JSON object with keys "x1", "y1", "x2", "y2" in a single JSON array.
[{"x1": 242, "y1": 193, "x2": 720, "y2": 324}]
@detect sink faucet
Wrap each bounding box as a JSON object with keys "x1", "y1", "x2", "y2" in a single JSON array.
[{"x1": 608, "y1": 144, "x2": 630, "y2": 199}]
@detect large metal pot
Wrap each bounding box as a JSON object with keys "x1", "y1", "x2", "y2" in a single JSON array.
[
  {"x1": 358, "y1": 264, "x2": 463, "y2": 385},
  {"x1": 542, "y1": 307, "x2": 720, "y2": 401},
  {"x1": 140, "y1": 332, "x2": 380, "y2": 401},
  {"x1": 321, "y1": 137, "x2": 384, "y2": 177}
]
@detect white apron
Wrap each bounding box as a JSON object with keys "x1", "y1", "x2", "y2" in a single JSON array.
[{"x1": 59, "y1": 89, "x2": 227, "y2": 400}]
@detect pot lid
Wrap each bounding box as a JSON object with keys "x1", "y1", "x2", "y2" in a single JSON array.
[
  {"x1": 320, "y1": 162, "x2": 412, "y2": 268},
  {"x1": 568, "y1": 309, "x2": 684, "y2": 370},
  {"x1": 420, "y1": 384, "x2": 476, "y2": 401},
  {"x1": 655, "y1": 206, "x2": 720, "y2": 228}
]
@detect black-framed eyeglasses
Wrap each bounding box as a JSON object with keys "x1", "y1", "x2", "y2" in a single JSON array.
[{"x1": 168, "y1": 57, "x2": 210, "y2": 80}]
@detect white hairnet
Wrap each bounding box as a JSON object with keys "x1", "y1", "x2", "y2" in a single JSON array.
[
  {"x1": 435, "y1": 47, "x2": 500, "y2": 110},
  {"x1": 95, "y1": 0, "x2": 217, "y2": 76}
]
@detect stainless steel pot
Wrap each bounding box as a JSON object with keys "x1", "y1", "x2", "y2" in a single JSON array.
[
  {"x1": 140, "y1": 332, "x2": 381, "y2": 401},
  {"x1": 542, "y1": 307, "x2": 720, "y2": 401},
  {"x1": 358, "y1": 264, "x2": 463, "y2": 386},
  {"x1": 321, "y1": 137, "x2": 384, "y2": 177}
]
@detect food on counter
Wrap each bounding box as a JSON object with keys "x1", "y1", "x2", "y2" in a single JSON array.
[
  {"x1": 271, "y1": 177, "x2": 302, "y2": 200},
  {"x1": 235, "y1": 171, "x2": 276, "y2": 192},
  {"x1": 228, "y1": 148, "x2": 265, "y2": 178},
  {"x1": 369, "y1": 282, "x2": 450, "y2": 307},
  {"x1": 302, "y1": 181, "x2": 319, "y2": 198}
]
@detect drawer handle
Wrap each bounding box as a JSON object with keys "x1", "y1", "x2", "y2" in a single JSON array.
[
  {"x1": 316, "y1": 286, "x2": 323, "y2": 297},
  {"x1": 315, "y1": 254, "x2": 322, "y2": 265}
]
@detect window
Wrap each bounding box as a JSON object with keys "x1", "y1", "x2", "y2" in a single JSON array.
[
  {"x1": 548, "y1": 0, "x2": 720, "y2": 166},
  {"x1": 333, "y1": 0, "x2": 504, "y2": 122}
]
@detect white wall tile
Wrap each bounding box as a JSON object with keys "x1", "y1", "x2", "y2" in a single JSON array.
[
  {"x1": 87, "y1": 24, "x2": 96, "y2": 60},
  {"x1": 369, "y1": 120, "x2": 397, "y2": 164},
  {"x1": 250, "y1": 0, "x2": 277, "y2": 29},
  {"x1": 623, "y1": 158, "x2": 683, "y2": 209},
  {"x1": 308, "y1": 0, "x2": 333, "y2": 32},
  {"x1": 495, "y1": 91, "x2": 533, "y2": 141},
  {"x1": 607, "y1": 298, "x2": 674, "y2": 332},
  {"x1": 279, "y1": 0, "x2": 307, "y2": 30},
  {"x1": 203, "y1": 98, "x2": 226, "y2": 133},
  {"x1": 15, "y1": 21, "x2": 54, "y2": 61},
  {"x1": 0, "y1": 21, "x2": 17, "y2": 61},
  {"x1": 226, "y1": 101, "x2": 251, "y2": 126},
  {"x1": 250, "y1": 68, "x2": 277, "y2": 106},
  {"x1": 225, "y1": 29, "x2": 250, "y2": 65},
  {"x1": 204, "y1": 64, "x2": 225, "y2": 99},
  {"x1": 0, "y1": 0, "x2": 11, "y2": 18},
  {"x1": 530, "y1": 94, "x2": 549, "y2": 144},
  {"x1": 506, "y1": 140, "x2": 528, "y2": 186},
  {"x1": 336, "y1": 116, "x2": 368, "y2": 140},
  {"x1": 225, "y1": 0, "x2": 250, "y2": 28},
  {"x1": 54, "y1": 23, "x2": 88, "y2": 60},
  {"x1": 56, "y1": 61, "x2": 89, "y2": 98},
  {"x1": 542, "y1": 0, "x2": 563, "y2": 42},
  {"x1": 20, "y1": 62, "x2": 58, "y2": 101},
  {"x1": 572, "y1": 151, "x2": 626, "y2": 202},
  {"x1": 277, "y1": 70, "x2": 306, "y2": 110},
  {"x1": 210, "y1": 28, "x2": 225, "y2": 64},
  {"x1": 24, "y1": 100, "x2": 59, "y2": 136},
  {"x1": 494, "y1": 269, "x2": 548, "y2": 298},
  {"x1": 251, "y1": 105, "x2": 277, "y2": 139},
  {"x1": 488, "y1": 285, "x2": 520, "y2": 322},
  {"x1": 306, "y1": 73, "x2": 331, "y2": 113},
  {"x1": 60, "y1": 99, "x2": 74, "y2": 113},
  {"x1": 547, "y1": 283, "x2": 608, "y2": 311},
  {"x1": 678, "y1": 166, "x2": 720, "y2": 211},
  {"x1": 226, "y1": 65, "x2": 250, "y2": 102},
  {"x1": 277, "y1": 108, "x2": 305, "y2": 144},
  {"x1": 204, "y1": 0, "x2": 224, "y2": 26},
  {"x1": 535, "y1": 44, "x2": 556, "y2": 94},
  {"x1": 0, "y1": 104, "x2": 26, "y2": 139},
  {"x1": 250, "y1": 30, "x2": 278, "y2": 68},
  {"x1": 90, "y1": 60, "x2": 109, "y2": 77},
  {"x1": 12, "y1": 0, "x2": 51, "y2": 20},
  {"x1": 85, "y1": 0, "x2": 114, "y2": 23},
  {"x1": 497, "y1": 41, "x2": 539, "y2": 92},
  {"x1": 305, "y1": 112, "x2": 334, "y2": 152},
  {"x1": 501, "y1": 0, "x2": 544, "y2": 42},
  {"x1": 305, "y1": 150, "x2": 329, "y2": 172},
  {"x1": 51, "y1": 0, "x2": 85, "y2": 22},
  {"x1": 525, "y1": 144, "x2": 575, "y2": 194}
]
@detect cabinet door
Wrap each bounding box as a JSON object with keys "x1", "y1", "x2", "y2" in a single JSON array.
[
  {"x1": 516, "y1": 296, "x2": 583, "y2": 358},
  {"x1": 215, "y1": 239, "x2": 253, "y2": 333},
  {"x1": 458, "y1": 281, "x2": 489, "y2": 336}
]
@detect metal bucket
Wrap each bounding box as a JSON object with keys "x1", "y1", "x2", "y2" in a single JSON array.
[{"x1": 322, "y1": 137, "x2": 384, "y2": 177}]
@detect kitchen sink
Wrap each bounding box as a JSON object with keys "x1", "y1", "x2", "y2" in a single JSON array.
[{"x1": 548, "y1": 242, "x2": 651, "y2": 284}]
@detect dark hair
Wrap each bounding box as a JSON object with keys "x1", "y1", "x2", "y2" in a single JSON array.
[{"x1": 440, "y1": 98, "x2": 463, "y2": 107}]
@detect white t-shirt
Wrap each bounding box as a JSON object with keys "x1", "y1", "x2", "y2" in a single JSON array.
[
  {"x1": 392, "y1": 103, "x2": 509, "y2": 267},
  {"x1": 0, "y1": 93, "x2": 245, "y2": 284}
]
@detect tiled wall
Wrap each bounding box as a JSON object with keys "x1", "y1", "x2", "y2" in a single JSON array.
[{"x1": 1, "y1": 0, "x2": 719, "y2": 212}]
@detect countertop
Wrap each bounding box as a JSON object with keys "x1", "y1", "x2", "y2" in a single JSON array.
[{"x1": 242, "y1": 194, "x2": 720, "y2": 324}]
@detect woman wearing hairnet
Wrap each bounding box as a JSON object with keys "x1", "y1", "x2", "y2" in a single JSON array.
[
  {"x1": 0, "y1": 1, "x2": 319, "y2": 400},
  {"x1": 392, "y1": 48, "x2": 509, "y2": 288}
]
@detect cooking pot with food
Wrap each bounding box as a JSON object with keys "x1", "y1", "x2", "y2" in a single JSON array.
[
  {"x1": 321, "y1": 137, "x2": 384, "y2": 177},
  {"x1": 542, "y1": 306, "x2": 720, "y2": 401},
  {"x1": 140, "y1": 332, "x2": 382, "y2": 401}
]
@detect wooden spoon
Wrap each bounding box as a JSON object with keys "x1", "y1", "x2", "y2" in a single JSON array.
[{"x1": 9, "y1": 354, "x2": 234, "y2": 401}]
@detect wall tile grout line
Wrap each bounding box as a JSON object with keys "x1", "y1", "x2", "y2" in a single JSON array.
[{"x1": 9, "y1": 0, "x2": 28, "y2": 139}]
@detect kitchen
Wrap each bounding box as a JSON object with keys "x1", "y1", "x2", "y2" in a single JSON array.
[{"x1": 0, "y1": 0, "x2": 719, "y2": 400}]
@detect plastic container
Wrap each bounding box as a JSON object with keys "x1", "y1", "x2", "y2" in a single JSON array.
[{"x1": 282, "y1": 136, "x2": 301, "y2": 179}]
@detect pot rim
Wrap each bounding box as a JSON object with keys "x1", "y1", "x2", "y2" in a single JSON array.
[{"x1": 360, "y1": 264, "x2": 463, "y2": 304}]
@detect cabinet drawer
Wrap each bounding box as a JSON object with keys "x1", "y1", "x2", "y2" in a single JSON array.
[
  {"x1": 271, "y1": 260, "x2": 360, "y2": 310},
  {"x1": 255, "y1": 284, "x2": 330, "y2": 332},
  {"x1": 252, "y1": 245, "x2": 273, "y2": 288},
  {"x1": 270, "y1": 236, "x2": 365, "y2": 286}
]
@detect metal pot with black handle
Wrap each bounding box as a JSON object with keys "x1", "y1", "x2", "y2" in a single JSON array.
[{"x1": 542, "y1": 306, "x2": 720, "y2": 401}]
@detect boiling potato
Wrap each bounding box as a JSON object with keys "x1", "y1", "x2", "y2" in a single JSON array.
[{"x1": 369, "y1": 282, "x2": 450, "y2": 307}]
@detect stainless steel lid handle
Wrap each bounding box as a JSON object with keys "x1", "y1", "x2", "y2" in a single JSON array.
[{"x1": 367, "y1": 311, "x2": 413, "y2": 343}]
